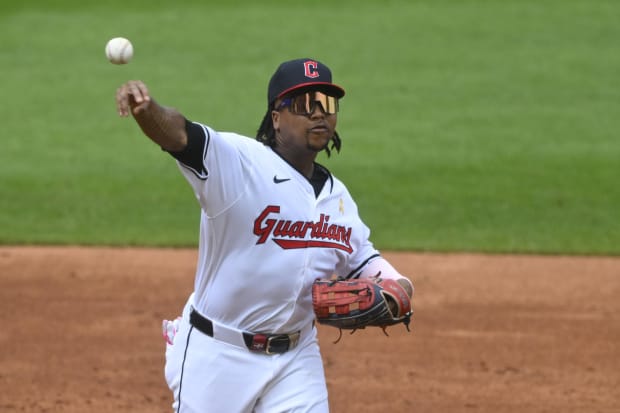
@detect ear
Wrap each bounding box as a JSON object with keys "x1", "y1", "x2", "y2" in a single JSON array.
[{"x1": 272, "y1": 109, "x2": 281, "y2": 131}]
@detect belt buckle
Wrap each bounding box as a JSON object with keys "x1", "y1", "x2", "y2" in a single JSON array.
[
  {"x1": 265, "y1": 335, "x2": 287, "y2": 355},
  {"x1": 264, "y1": 332, "x2": 301, "y2": 355},
  {"x1": 288, "y1": 332, "x2": 300, "y2": 350}
]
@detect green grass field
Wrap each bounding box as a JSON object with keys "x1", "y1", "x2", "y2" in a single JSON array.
[{"x1": 1, "y1": 0, "x2": 618, "y2": 254}]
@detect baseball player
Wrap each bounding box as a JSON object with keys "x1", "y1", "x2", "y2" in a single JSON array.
[{"x1": 116, "y1": 58, "x2": 414, "y2": 413}]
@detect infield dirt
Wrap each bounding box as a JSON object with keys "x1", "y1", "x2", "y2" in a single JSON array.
[{"x1": 1, "y1": 247, "x2": 618, "y2": 412}]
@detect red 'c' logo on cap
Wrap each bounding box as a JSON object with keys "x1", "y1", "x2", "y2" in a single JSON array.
[{"x1": 304, "y1": 61, "x2": 319, "y2": 78}]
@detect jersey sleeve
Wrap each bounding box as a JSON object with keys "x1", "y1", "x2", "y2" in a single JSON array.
[
  {"x1": 341, "y1": 227, "x2": 380, "y2": 279},
  {"x1": 166, "y1": 119, "x2": 208, "y2": 175},
  {"x1": 328, "y1": 183, "x2": 382, "y2": 279},
  {"x1": 169, "y1": 120, "x2": 250, "y2": 217}
]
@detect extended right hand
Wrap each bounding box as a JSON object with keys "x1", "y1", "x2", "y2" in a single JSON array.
[{"x1": 116, "y1": 80, "x2": 152, "y2": 117}]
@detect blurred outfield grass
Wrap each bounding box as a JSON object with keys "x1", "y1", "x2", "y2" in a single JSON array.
[{"x1": 1, "y1": 0, "x2": 618, "y2": 254}]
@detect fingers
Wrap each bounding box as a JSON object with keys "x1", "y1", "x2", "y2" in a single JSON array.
[{"x1": 116, "y1": 80, "x2": 151, "y2": 117}]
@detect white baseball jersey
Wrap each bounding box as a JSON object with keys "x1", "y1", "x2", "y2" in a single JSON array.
[{"x1": 176, "y1": 122, "x2": 379, "y2": 334}]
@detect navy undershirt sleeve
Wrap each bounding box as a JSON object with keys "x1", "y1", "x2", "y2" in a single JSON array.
[{"x1": 166, "y1": 119, "x2": 206, "y2": 172}]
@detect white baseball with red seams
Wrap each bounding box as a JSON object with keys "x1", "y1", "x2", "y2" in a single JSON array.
[{"x1": 105, "y1": 37, "x2": 133, "y2": 64}]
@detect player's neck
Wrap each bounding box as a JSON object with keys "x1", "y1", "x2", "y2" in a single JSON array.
[{"x1": 272, "y1": 147, "x2": 317, "y2": 180}]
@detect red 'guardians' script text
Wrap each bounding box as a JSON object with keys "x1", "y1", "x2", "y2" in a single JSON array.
[{"x1": 253, "y1": 205, "x2": 353, "y2": 253}]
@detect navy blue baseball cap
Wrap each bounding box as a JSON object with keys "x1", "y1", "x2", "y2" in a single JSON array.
[{"x1": 267, "y1": 58, "x2": 345, "y2": 104}]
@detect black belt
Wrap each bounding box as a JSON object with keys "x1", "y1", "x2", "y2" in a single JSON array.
[{"x1": 189, "y1": 309, "x2": 301, "y2": 355}]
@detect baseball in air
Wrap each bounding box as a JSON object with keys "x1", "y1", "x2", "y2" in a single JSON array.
[{"x1": 105, "y1": 37, "x2": 133, "y2": 65}]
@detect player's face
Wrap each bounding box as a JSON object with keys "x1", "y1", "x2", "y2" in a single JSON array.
[{"x1": 272, "y1": 91, "x2": 338, "y2": 154}]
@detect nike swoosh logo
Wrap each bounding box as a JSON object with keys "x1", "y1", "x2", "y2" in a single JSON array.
[{"x1": 273, "y1": 176, "x2": 291, "y2": 184}]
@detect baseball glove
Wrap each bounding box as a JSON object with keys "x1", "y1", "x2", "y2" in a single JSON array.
[{"x1": 312, "y1": 276, "x2": 412, "y2": 338}]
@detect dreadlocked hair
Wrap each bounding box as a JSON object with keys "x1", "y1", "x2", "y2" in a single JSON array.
[{"x1": 255, "y1": 104, "x2": 342, "y2": 157}]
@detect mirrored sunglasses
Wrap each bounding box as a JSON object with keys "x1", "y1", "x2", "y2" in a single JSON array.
[{"x1": 278, "y1": 91, "x2": 339, "y2": 115}]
